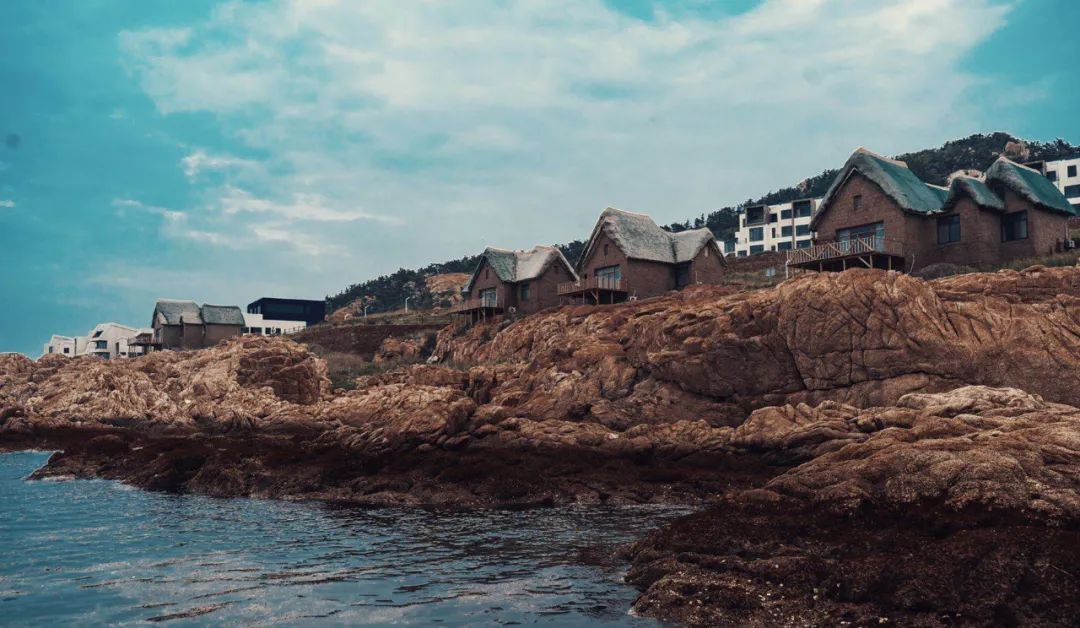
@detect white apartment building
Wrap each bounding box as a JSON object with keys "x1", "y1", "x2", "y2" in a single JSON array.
[
  {"x1": 242, "y1": 312, "x2": 306, "y2": 336},
  {"x1": 1031, "y1": 157, "x2": 1080, "y2": 210},
  {"x1": 41, "y1": 322, "x2": 150, "y2": 359},
  {"x1": 733, "y1": 198, "x2": 820, "y2": 257}
]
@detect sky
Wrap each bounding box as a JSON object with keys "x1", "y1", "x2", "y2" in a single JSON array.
[{"x1": 1, "y1": 0, "x2": 1078, "y2": 355}]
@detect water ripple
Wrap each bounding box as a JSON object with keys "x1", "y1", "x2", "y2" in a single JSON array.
[{"x1": 1, "y1": 451, "x2": 687, "y2": 626}]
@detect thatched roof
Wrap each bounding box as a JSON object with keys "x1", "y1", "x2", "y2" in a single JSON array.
[
  {"x1": 985, "y1": 157, "x2": 1077, "y2": 216},
  {"x1": 463, "y1": 245, "x2": 578, "y2": 292},
  {"x1": 580, "y1": 207, "x2": 724, "y2": 268},
  {"x1": 200, "y1": 305, "x2": 245, "y2": 326},
  {"x1": 153, "y1": 299, "x2": 201, "y2": 326}
]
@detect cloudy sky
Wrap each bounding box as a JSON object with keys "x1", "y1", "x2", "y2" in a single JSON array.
[{"x1": 1, "y1": 0, "x2": 1078, "y2": 355}]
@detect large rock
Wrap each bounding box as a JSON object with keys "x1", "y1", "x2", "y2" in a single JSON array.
[
  {"x1": 626, "y1": 385, "x2": 1080, "y2": 626},
  {"x1": 437, "y1": 267, "x2": 1080, "y2": 422}
]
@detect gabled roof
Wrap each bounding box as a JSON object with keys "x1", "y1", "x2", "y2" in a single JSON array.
[
  {"x1": 985, "y1": 156, "x2": 1077, "y2": 216},
  {"x1": 812, "y1": 148, "x2": 946, "y2": 228},
  {"x1": 579, "y1": 207, "x2": 724, "y2": 268},
  {"x1": 153, "y1": 299, "x2": 202, "y2": 326},
  {"x1": 200, "y1": 304, "x2": 245, "y2": 326},
  {"x1": 463, "y1": 245, "x2": 578, "y2": 292},
  {"x1": 944, "y1": 176, "x2": 1004, "y2": 211}
]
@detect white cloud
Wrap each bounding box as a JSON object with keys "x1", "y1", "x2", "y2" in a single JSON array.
[
  {"x1": 118, "y1": 0, "x2": 1013, "y2": 282},
  {"x1": 180, "y1": 150, "x2": 257, "y2": 179},
  {"x1": 0, "y1": 200, "x2": 14, "y2": 209}
]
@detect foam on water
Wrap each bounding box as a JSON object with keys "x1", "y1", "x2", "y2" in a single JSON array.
[{"x1": 0, "y1": 451, "x2": 687, "y2": 625}]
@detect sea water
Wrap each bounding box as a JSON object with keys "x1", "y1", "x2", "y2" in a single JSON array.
[{"x1": 0, "y1": 451, "x2": 684, "y2": 626}]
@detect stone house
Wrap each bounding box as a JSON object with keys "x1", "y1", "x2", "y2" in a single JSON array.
[
  {"x1": 788, "y1": 148, "x2": 1077, "y2": 273},
  {"x1": 562, "y1": 207, "x2": 727, "y2": 304},
  {"x1": 150, "y1": 299, "x2": 246, "y2": 351},
  {"x1": 455, "y1": 245, "x2": 578, "y2": 321}
]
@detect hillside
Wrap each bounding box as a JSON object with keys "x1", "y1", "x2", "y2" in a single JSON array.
[{"x1": 325, "y1": 132, "x2": 1080, "y2": 317}]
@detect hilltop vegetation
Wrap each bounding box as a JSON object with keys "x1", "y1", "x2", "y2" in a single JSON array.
[{"x1": 326, "y1": 132, "x2": 1080, "y2": 316}]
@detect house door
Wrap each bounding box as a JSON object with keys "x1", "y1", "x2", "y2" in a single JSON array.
[
  {"x1": 480, "y1": 288, "x2": 498, "y2": 307},
  {"x1": 675, "y1": 262, "x2": 691, "y2": 288}
]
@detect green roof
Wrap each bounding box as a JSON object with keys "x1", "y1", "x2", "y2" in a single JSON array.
[
  {"x1": 985, "y1": 157, "x2": 1077, "y2": 216},
  {"x1": 463, "y1": 245, "x2": 577, "y2": 292},
  {"x1": 815, "y1": 149, "x2": 946, "y2": 227},
  {"x1": 945, "y1": 176, "x2": 1004, "y2": 210}
]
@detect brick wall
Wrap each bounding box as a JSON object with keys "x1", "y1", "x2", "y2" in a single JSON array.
[{"x1": 466, "y1": 258, "x2": 515, "y2": 310}]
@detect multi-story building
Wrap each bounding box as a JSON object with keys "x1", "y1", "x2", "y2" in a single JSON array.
[
  {"x1": 1026, "y1": 156, "x2": 1080, "y2": 210},
  {"x1": 733, "y1": 198, "x2": 820, "y2": 256}
]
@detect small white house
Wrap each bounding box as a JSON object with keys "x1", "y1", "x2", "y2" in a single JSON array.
[
  {"x1": 41, "y1": 323, "x2": 151, "y2": 359},
  {"x1": 242, "y1": 312, "x2": 306, "y2": 336}
]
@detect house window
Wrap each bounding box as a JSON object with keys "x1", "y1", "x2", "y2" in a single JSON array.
[
  {"x1": 595, "y1": 265, "x2": 621, "y2": 280},
  {"x1": 745, "y1": 206, "x2": 765, "y2": 224},
  {"x1": 769, "y1": 213, "x2": 778, "y2": 223},
  {"x1": 1065, "y1": 185, "x2": 1080, "y2": 199},
  {"x1": 1001, "y1": 211, "x2": 1028, "y2": 242},
  {"x1": 780, "y1": 209, "x2": 792, "y2": 220},
  {"x1": 48, "y1": 346, "x2": 54, "y2": 353},
  {"x1": 794, "y1": 200, "x2": 813, "y2": 218},
  {"x1": 749, "y1": 244, "x2": 765, "y2": 254},
  {"x1": 1069, "y1": 165, "x2": 1078, "y2": 177},
  {"x1": 749, "y1": 227, "x2": 764, "y2": 242},
  {"x1": 480, "y1": 288, "x2": 498, "y2": 307},
  {"x1": 63, "y1": 347, "x2": 70, "y2": 354},
  {"x1": 737, "y1": 251, "x2": 747, "y2": 257},
  {"x1": 937, "y1": 215, "x2": 961, "y2": 244},
  {"x1": 1047, "y1": 171, "x2": 1058, "y2": 182},
  {"x1": 604, "y1": 243, "x2": 609, "y2": 256},
  {"x1": 94, "y1": 340, "x2": 107, "y2": 350},
  {"x1": 796, "y1": 239, "x2": 812, "y2": 249},
  {"x1": 485, "y1": 268, "x2": 489, "y2": 279},
  {"x1": 795, "y1": 224, "x2": 811, "y2": 236},
  {"x1": 781, "y1": 226, "x2": 793, "y2": 237},
  {"x1": 520, "y1": 283, "x2": 531, "y2": 301},
  {"x1": 853, "y1": 195, "x2": 863, "y2": 211},
  {"x1": 777, "y1": 241, "x2": 792, "y2": 251}
]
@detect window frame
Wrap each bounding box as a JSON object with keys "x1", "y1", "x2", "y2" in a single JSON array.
[
  {"x1": 1001, "y1": 210, "x2": 1029, "y2": 242},
  {"x1": 937, "y1": 214, "x2": 961, "y2": 245}
]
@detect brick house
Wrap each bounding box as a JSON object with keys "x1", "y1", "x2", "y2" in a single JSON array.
[
  {"x1": 561, "y1": 207, "x2": 727, "y2": 304},
  {"x1": 150, "y1": 299, "x2": 246, "y2": 350},
  {"x1": 455, "y1": 245, "x2": 578, "y2": 321},
  {"x1": 788, "y1": 148, "x2": 1077, "y2": 273}
]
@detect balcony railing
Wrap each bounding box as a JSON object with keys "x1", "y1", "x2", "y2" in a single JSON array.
[
  {"x1": 786, "y1": 235, "x2": 904, "y2": 267},
  {"x1": 451, "y1": 293, "x2": 503, "y2": 313},
  {"x1": 557, "y1": 276, "x2": 628, "y2": 295}
]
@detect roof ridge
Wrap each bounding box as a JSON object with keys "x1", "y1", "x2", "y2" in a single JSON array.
[
  {"x1": 853, "y1": 146, "x2": 910, "y2": 168},
  {"x1": 993, "y1": 155, "x2": 1043, "y2": 174},
  {"x1": 603, "y1": 206, "x2": 653, "y2": 218}
]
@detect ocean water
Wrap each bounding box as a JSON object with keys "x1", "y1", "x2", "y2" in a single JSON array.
[{"x1": 0, "y1": 451, "x2": 685, "y2": 626}]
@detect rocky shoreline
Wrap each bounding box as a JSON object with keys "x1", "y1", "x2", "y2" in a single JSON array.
[{"x1": 3, "y1": 266, "x2": 1079, "y2": 625}]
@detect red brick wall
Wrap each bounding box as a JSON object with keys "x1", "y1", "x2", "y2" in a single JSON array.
[
  {"x1": 579, "y1": 232, "x2": 630, "y2": 281},
  {"x1": 687, "y1": 244, "x2": 727, "y2": 285},
  {"x1": 515, "y1": 262, "x2": 571, "y2": 314},
  {"x1": 995, "y1": 187, "x2": 1068, "y2": 261},
  {"x1": 204, "y1": 324, "x2": 243, "y2": 347},
  {"x1": 627, "y1": 258, "x2": 676, "y2": 298},
  {"x1": 910, "y1": 197, "x2": 1002, "y2": 270},
  {"x1": 466, "y1": 258, "x2": 515, "y2": 309},
  {"x1": 814, "y1": 172, "x2": 916, "y2": 265}
]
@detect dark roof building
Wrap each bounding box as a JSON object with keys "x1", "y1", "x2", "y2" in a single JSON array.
[{"x1": 246, "y1": 298, "x2": 326, "y2": 326}]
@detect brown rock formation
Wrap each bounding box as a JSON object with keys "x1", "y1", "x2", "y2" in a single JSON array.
[
  {"x1": 626, "y1": 386, "x2": 1080, "y2": 626},
  {"x1": 3, "y1": 267, "x2": 1080, "y2": 624}
]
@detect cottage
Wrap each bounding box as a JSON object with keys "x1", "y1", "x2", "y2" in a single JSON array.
[
  {"x1": 561, "y1": 207, "x2": 726, "y2": 304},
  {"x1": 150, "y1": 299, "x2": 245, "y2": 350},
  {"x1": 455, "y1": 246, "x2": 578, "y2": 321},
  {"x1": 788, "y1": 148, "x2": 1077, "y2": 273}
]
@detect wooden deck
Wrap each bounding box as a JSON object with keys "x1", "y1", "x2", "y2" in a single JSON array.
[
  {"x1": 557, "y1": 276, "x2": 628, "y2": 296},
  {"x1": 450, "y1": 296, "x2": 504, "y2": 314},
  {"x1": 786, "y1": 236, "x2": 906, "y2": 272}
]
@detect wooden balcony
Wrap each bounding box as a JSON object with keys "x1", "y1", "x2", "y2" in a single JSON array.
[
  {"x1": 786, "y1": 236, "x2": 906, "y2": 272},
  {"x1": 451, "y1": 295, "x2": 504, "y2": 314},
  {"x1": 557, "y1": 276, "x2": 628, "y2": 297}
]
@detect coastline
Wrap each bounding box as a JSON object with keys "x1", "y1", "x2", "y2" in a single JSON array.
[{"x1": 3, "y1": 266, "x2": 1080, "y2": 624}]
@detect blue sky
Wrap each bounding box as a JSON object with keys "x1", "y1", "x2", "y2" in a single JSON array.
[{"x1": 1, "y1": 0, "x2": 1078, "y2": 355}]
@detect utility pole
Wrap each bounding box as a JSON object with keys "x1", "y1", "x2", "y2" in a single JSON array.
[
  {"x1": 363, "y1": 304, "x2": 370, "y2": 318},
  {"x1": 404, "y1": 297, "x2": 411, "y2": 313}
]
